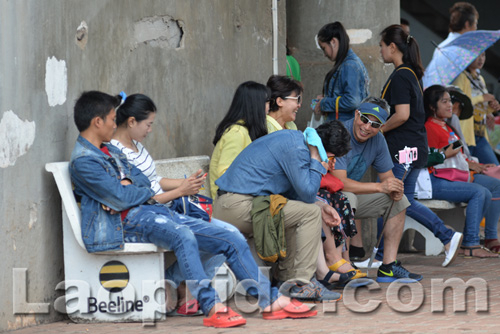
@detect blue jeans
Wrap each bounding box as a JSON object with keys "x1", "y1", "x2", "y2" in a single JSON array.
[
  {"x1": 165, "y1": 218, "x2": 237, "y2": 286},
  {"x1": 469, "y1": 136, "x2": 500, "y2": 165},
  {"x1": 430, "y1": 175, "x2": 490, "y2": 246},
  {"x1": 375, "y1": 165, "x2": 454, "y2": 261},
  {"x1": 470, "y1": 174, "x2": 500, "y2": 240},
  {"x1": 123, "y1": 205, "x2": 279, "y2": 315}
]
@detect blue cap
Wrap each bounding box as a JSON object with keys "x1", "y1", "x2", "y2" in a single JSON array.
[{"x1": 358, "y1": 102, "x2": 389, "y2": 124}]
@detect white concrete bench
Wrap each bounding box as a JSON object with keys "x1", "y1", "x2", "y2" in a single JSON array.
[
  {"x1": 45, "y1": 155, "x2": 235, "y2": 323},
  {"x1": 403, "y1": 200, "x2": 466, "y2": 256}
]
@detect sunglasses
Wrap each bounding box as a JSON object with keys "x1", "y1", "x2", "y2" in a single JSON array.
[
  {"x1": 284, "y1": 95, "x2": 302, "y2": 104},
  {"x1": 359, "y1": 112, "x2": 383, "y2": 129}
]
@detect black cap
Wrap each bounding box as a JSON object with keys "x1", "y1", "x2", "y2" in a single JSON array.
[{"x1": 447, "y1": 86, "x2": 473, "y2": 120}]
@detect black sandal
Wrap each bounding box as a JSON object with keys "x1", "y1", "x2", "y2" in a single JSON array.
[
  {"x1": 460, "y1": 245, "x2": 499, "y2": 258},
  {"x1": 318, "y1": 270, "x2": 356, "y2": 290}
]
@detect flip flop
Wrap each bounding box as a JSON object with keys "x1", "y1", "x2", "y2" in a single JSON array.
[
  {"x1": 460, "y1": 245, "x2": 500, "y2": 258},
  {"x1": 203, "y1": 307, "x2": 246, "y2": 328},
  {"x1": 262, "y1": 300, "x2": 317, "y2": 320},
  {"x1": 168, "y1": 299, "x2": 203, "y2": 316}
]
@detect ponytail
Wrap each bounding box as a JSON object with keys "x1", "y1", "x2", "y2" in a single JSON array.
[{"x1": 381, "y1": 24, "x2": 424, "y2": 80}]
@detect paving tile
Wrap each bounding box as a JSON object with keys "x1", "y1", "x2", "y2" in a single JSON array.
[{"x1": 8, "y1": 252, "x2": 500, "y2": 334}]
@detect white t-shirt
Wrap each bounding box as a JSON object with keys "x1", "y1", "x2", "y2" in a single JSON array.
[{"x1": 109, "y1": 139, "x2": 164, "y2": 195}]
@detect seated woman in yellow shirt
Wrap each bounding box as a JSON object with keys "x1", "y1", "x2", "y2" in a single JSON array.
[
  {"x1": 209, "y1": 81, "x2": 269, "y2": 199},
  {"x1": 266, "y1": 75, "x2": 301, "y2": 133}
]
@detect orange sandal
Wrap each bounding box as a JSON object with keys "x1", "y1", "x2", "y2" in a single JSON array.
[
  {"x1": 262, "y1": 299, "x2": 317, "y2": 320},
  {"x1": 203, "y1": 307, "x2": 246, "y2": 328}
]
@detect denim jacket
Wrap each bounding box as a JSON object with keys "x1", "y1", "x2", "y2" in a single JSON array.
[
  {"x1": 69, "y1": 135, "x2": 155, "y2": 253},
  {"x1": 215, "y1": 130, "x2": 326, "y2": 203},
  {"x1": 320, "y1": 49, "x2": 370, "y2": 122}
]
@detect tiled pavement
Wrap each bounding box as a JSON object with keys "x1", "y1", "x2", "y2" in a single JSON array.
[{"x1": 8, "y1": 252, "x2": 500, "y2": 334}]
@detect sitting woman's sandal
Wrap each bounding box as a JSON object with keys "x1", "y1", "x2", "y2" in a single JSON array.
[
  {"x1": 460, "y1": 245, "x2": 500, "y2": 258},
  {"x1": 328, "y1": 258, "x2": 367, "y2": 279}
]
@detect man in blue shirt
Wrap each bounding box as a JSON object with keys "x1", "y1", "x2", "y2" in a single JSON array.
[
  {"x1": 332, "y1": 97, "x2": 422, "y2": 282},
  {"x1": 213, "y1": 121, "x2": 351, "y2": 302},
  {"x1": 69, "y1": 91, "x2": 318, "y2": 327}
]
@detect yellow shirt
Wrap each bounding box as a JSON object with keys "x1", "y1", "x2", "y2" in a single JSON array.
[
  {"x1": 266, "y1": 115, "x2": 298, "y2": 133},
  {"x1": 453, "y1": 72, "x2": 489, "y2": 147},
  {"x1": 209, "y1": 122, "x2": 252, "y2": 199}
]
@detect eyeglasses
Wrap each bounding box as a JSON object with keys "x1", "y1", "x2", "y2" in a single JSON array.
[
  {"x1": 359, "y1": 112, "x2": 383, "y2": 129},
  {"x1": 285, "y1": 95, "x2": 302, "y2": 104}
]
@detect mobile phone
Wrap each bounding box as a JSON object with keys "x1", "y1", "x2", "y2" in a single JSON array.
[
  {"x1": 444, "y1": 141, "x2": 463, "y2": 151},
  {"x1": 452, "y1": 140, "x2": 463, "y2": 149}
]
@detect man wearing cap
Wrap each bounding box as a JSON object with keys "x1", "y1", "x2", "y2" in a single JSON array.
[{"x1": 331, "y1": 97, "x2": 423, "y2": 283}]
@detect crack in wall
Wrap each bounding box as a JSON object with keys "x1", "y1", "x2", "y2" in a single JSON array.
[{"x1": 132, "y1": 15, "x2": 184, "y2": 50}]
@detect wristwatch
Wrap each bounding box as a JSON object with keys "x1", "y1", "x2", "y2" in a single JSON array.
[{"x1": 145, "y1": 198, "x2": 159, "y2": 205}]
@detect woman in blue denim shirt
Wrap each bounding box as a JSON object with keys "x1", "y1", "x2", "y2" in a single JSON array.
[{"x1": 314, "y1": 21, "x2": 370, "y2": 122}]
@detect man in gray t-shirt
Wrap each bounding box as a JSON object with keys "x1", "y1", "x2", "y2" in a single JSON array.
[{"x1": 333, "y1": 98, "x2": 421, "y2": 283}]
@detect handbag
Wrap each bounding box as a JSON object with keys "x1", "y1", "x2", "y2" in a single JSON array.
[
  {"x1": 307, "y1": 113, "x2": 325, "y2": 129},
  {"x1": 432, "y1": 153, "x2": 470, "y2": 182},
  {"x1": 170, "y1": 194, "x2": 213, "y2": 222}
]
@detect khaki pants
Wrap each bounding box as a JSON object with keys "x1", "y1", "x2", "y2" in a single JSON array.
[
  {"x1": 342, "y1": 192, "x2": 410, "y2": 219},
  {"x1": 213, "y1": 193, "x2": 322, "y2": 282}
]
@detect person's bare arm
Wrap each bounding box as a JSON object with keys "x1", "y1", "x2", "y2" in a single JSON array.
[{"x1": 380, "y1": 104, "x2": 409, "y2": 133}]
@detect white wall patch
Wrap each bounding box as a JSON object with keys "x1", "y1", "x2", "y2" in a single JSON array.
[
  {"x1": 45, "y1": 56, "x2": 67, "y2": 106},
  {"x1": 346, "y1": 29, "x2": 373, "y2": 44},
  {"x1": 0, "y1": 111, "x2": 36, "y2": 168}
]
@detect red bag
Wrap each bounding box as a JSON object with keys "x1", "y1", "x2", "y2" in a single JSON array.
[
  {"x1": 432, "y1": 168, "x2": 469, "y2": 182},
  {"x1": 432, "y1": 153, "x2": 470, "y2": 182},
  {"x1": 320, "y1": 172, "x2": 344, "y2": 193}
]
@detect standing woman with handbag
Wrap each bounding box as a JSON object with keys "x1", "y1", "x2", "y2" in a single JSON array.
[
  {"x1": 425, "y1": 85, "x2": 500, "y2": 257},
  {"x1": 377, "y1": 25, "x2": 463, "y2": 266},
  {"x1": 314, "y1": 21, "x2": 369, "y2": 123}
]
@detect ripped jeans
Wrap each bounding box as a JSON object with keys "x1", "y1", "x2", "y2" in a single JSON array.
[{"x1": 123, "y1": 204, "x2": 278, "y2": 315}]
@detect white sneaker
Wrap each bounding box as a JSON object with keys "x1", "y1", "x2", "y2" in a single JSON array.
[
  {"x1": 353, "y1": 258, "x2": 382, "y2": 269},
  {"x1": 442, "y1": 232, "x2": 463, "y2": 267}
]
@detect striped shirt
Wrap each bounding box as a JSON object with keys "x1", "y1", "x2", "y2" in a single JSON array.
[{"x1": 109, "y1": 139, "x2": 164, "y2": 195}]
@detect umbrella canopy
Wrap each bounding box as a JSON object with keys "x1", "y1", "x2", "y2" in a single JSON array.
[{"x1": 422, "y1": 30, "x2": 500, "y2": 89}]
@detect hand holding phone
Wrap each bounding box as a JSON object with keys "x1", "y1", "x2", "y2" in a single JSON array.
[{"x1": 443, "y1": 140, "x2": 463, "y2": 152}]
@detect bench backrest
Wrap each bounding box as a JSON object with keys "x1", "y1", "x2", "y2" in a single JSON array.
[{"x1": 45, "y1": 162, "x2": 86, "y2": 249}]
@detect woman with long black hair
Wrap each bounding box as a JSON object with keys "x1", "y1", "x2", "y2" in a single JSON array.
[
  {"x1": 314, "y1": 21, "x2": 370, "y2": 122},
  {"x1": 210, "y1": 81, "x2": 269, "y2": 198},
  {"x1": 376, "y1": 25, "x2": 463, "y2": 267}
]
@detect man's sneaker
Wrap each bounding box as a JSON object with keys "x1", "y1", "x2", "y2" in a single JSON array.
[
  {"x1": 442, "y1": 232, "x2": 463, "y2": 267},
  {"x1": 287, "y1": 277, "x2": 342, "y2": 303},
  {"x1": 376, "y1": 260, "x2": 423, "y2": 283}
]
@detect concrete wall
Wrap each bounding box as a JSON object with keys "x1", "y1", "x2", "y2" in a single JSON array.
[
  {"x1": 286, "y1": 0, "x2": 400, "y2": 130},
  {"x1": 0, "y1": 0, "x2": 286, "y2": 331}
]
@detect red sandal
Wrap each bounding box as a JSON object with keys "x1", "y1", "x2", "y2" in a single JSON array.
[
  {"x1": 203, "y1": 307, "x2": 246, "y2": 328},
  {"x1": 485, "y1": 239, "x2": 500, "y2": 253},
  {"x1": 262, "y1": 299, "x2": 317, "y2": 320}
]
